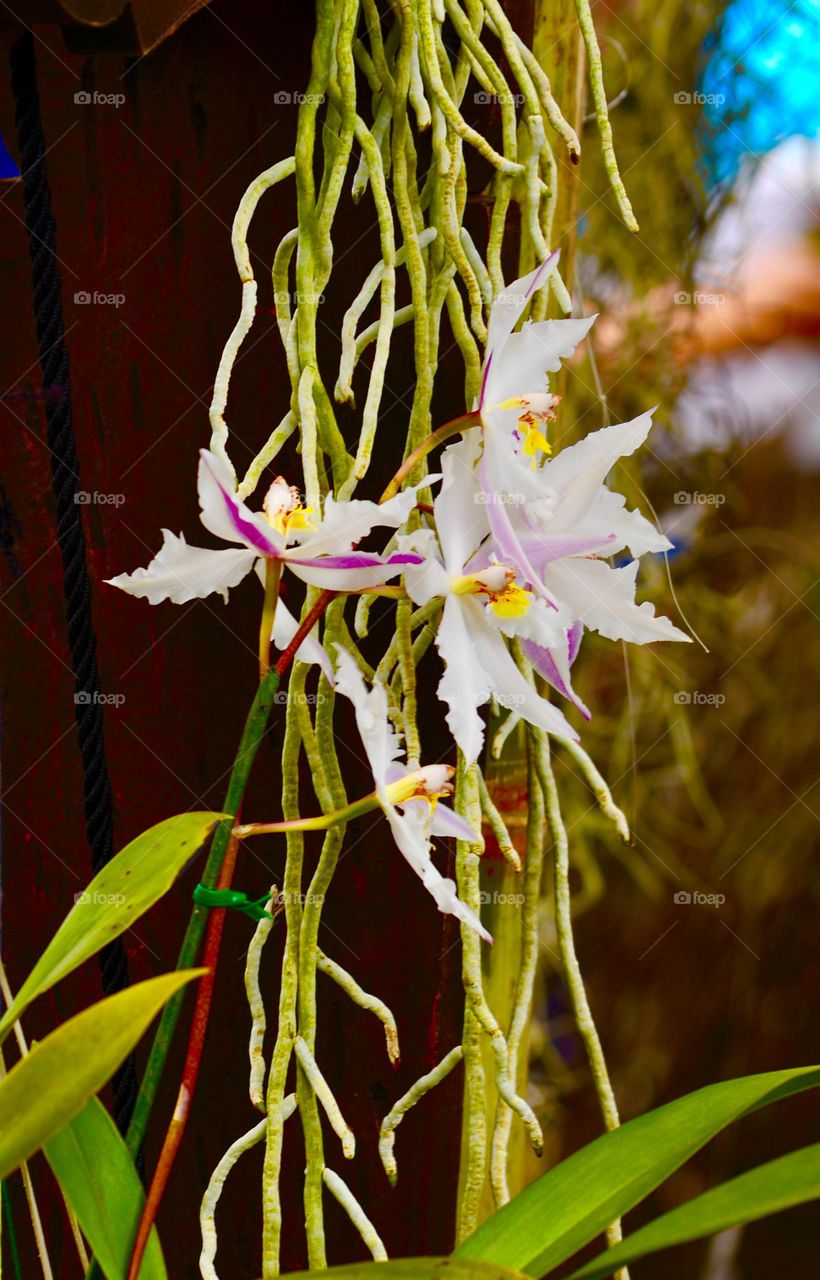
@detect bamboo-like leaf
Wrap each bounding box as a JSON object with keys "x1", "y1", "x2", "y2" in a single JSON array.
[
  {"x1": 567, "y1": 1143, "x2": 820, "y2": 1279},
  {"x1": 0, "y1": 812, "x2": 222, "y2": 1043},
  {"x1": 454, "y1": 1066, "x2": 820, "y2": 1276},
  {"x1": 0, "y1": 971, "x2": 204, "y2": 1180},
  {"x1": 281, "y1": 1260, "x2": 530, "y2": 1280},
  {"x1": 43, "y1": 1095, "x2": 167, "y2": 1280}
]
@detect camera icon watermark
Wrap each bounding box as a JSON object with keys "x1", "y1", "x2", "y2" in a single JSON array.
[
  {"x1": 673, "y1": 491, "x2": 725, "y2": 507},
  {"x1": 474, "y1": 491, "x2": 525, "y2": 506},
  {"x1": 74, "y1": 491, "x2": 125, "y2": 507},
  {"x1": 673, "y1": 889, "x2": 726, "y2": 908},
  {"x1": 673, "y1": 91, "x2": 726, "y2": 106},
  {"x1": 478, "y1": 890, "x2": 526, "y2": 907},
  {"x1": 673, "y1": 691, "x2": 725, "y2": 707},
  {"x1": 272, "y1": 289, "x2": 326, "y2": 308},
  {"x1": 74, "y1": 691, "x2": 126, "y2": 708},
  {"x1": 74, "y1": 90, "x2": 126, "y2": 108},
  {"x1": 272, "y1": 91, "x2": 325, "y2": 106},
  {"x1": 74, "y1": 290, "x2": 126, "y2": 308},
  {"x1": 674, "y1": 291, "x2": 726, "y2": 306},
  {"x1": 474, "y1": 90, "x2": 525, "y2": 107}
]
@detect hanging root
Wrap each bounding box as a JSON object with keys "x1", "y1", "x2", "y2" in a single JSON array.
[
  {"x1": 294, "y1": 1033, "x2": 356, "y2": 1161},
  {"x1": 533, "y1": 731, "x2": 629, "y2": 1270},
  {"x1": 245, "y1": 886, "x2": 278, "y2": 1111},
  {"x1": 200, "y1": 1096, "x2": 297, "y2": 1280},
  {"x1": 477, "y1": 767, "x2": 522, "y2": 871},
  {"x1": 317, "y1": 951, "x2": 400, "y2": 1063},
  {"x1": 561, "y1": 738, "x2": 631, "y2": 842},
  {"x1": 378, "y1": 1045, "x2": 464, "y2": 1185},
  {"x1": 322, "y1": 1169, "x2": 388, "y2": 1259}
]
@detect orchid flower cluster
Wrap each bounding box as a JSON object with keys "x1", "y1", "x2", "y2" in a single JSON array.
[{"x1": 111, "y1": 259, "x2": 685, "y2": 944}]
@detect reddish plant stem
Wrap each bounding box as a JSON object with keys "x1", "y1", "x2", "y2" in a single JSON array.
[
  {"x1": 275, "y1": 588, "x2": 336, "y2": 676},
  {"x1": 126, "y1": 826, "x2": 243, "y2": 1280}
]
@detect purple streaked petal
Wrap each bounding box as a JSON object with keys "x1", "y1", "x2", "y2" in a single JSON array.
[
  {"x1": 430, "y1": 803, "x2": 480, "y2": 843},
  {"x1": 521, "y1": 636, "x2": 591, "y2": 720},
  {"x1": 198, "y1": 450, "x2": 283, "y2": 558},
  {"x1": 478, "y1": 446, "x2": 560, "y2": 609},
  {"x1": 286, "y1": 552, "x2": 386, "y2": 570},
  {"x1": 568, "y1": 618, "x2": 583, "y2": 664}
]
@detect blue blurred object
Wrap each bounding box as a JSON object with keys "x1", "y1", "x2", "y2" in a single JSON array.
[
  {"x1": 0, "y1": 131, "x2": 20, "y2": 180},
  {"x1": 700, "y1": 0, "x2": 820, "y2": 184}
]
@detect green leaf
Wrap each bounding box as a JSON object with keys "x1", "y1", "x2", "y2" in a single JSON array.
[
  {"x1": 43, "y1": 1096, "x2": 167, "y2": 1280},
  {"x1": 454, "y1": 1066, "x2": 820, "y2": 1277},
  {"x1": 567, "y1": 1143, "x2": 820, "y2": 1279},
  {"x1": 0, "y1": 971, "x2": 203, "y2": 1180},
  {"x1": 281, "y1": 1260, "x2": 530, "y2": 1280},
  {"x1": 0, "y1": 812, "x2": 222, "y2": 1043}
]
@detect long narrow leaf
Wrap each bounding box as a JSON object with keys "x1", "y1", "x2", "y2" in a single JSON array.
[
  {"x1": 454, "y1": 1065, "x2": 820, "y2": 1276},
  {"x1": 0, "y1": 971, "x2": 203, "y2": 1180},
  {"x1": 567, "y1": 1142, "x2": 820, "y2": 1279},
  {"x1": 0, "y1": 812, "x2": 222, "y2": 1043},
  {"x1": 283, "y1": 1260, "x2": 530, "y2": 1280},
  {"x1": 44, "y1": 1096, "x2": 167, "y2": 1280}
]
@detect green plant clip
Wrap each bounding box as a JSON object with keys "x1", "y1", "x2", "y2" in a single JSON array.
[{"x1": 192, "y1": 883, "x2": 274, "y2": 924}]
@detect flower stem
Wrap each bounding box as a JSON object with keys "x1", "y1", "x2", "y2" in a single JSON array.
[
  {"x1": 259, "y1": 560, "x2": 283, "y2": 681},
  {"x1": 379, "y1": 411, "x2": 479, "y2": 502},
  {"x1": 235, "y1": 791, "x2": 379, "y2": 838}
]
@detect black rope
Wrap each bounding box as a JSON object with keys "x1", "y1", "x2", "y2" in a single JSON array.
[{"x1": 9, "y1": 29, "x2": 139, "y2": 1139}]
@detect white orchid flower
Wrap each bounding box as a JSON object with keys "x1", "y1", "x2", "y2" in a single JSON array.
[
  {"x1": 106, "y1": 450, "x2": 427, "y2": 606},
  {"x1": 476, "y1": 255, "x2": 599, "y2": 601},
  {"x1": 333, "y1": 647, "x2": 492, "y2": 943},
  {"x1": 400, "y1": 434, "x2": 580, "y2": 766},
  {"x1": 467, "y1": 408, "x2": 690, "y2": 668}
]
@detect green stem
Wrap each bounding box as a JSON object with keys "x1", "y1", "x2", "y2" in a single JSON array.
[
  {"x1": 2, "y1": 1182, "x2": 23, "y2": 1280},
  {"x1": 125, "y1": 664, "x2": 281, "y2": 1159}
]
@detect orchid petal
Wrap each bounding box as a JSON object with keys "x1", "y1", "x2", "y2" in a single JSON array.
[
  {"x1": 484, "y1": 315, "x2": 596, "y2": 406},
  {"x1": 543, "y1": 413, "x2": 655, "y2": 526},
  {"x1": 198, "y1": 449, "x2": 284, "y2": 557},
  {"x1": 399, "y1": 532, "x2": 451, "y2": 606},
  {"x1": 568, "y1": 618, "x2": 584, "y2": 664},
  {"x1": 521, "y1": 634, "x2": 591, "y2": 720},
  {"x1": 585, "y1": 488, "x2": 672, "y2": 557},
  {"x1": 547, "y1": 558, "x2": 690, "y2": 644},
  {"x1": 295, "y1": 481, "x2": 437, "y2": 557},
  {"x1": 106, "y1": 530, "x2": 255, "y2": 605},
  {"x1": 436, "y1": 434, "x2": 489, "y2": 574},
  {"x1": 481, "y1": 256, "x2": 560, "y2": 406},
  {"x1": 479, "y1": 441, "x2": 560, "y2": 607},
  {"x1": 333, "y1": 647, "x2": 402, "y2": 788},
  {"x1": 285, "y1": 551, "x2": 420, "y2": 591},
  {"x1": 468, "y1": 602, "x2": 579, "y2": 744},
  {"x1": 271, "y1": 598, "x2": 335, "y2": 684},
  {"x1": 435, "y1": 597, "x2": 494, "y2": 766},
  {"x1": 383, "y1": 805, "x2": 491, "y2": 942},
  {"x1": 430, "y1": 803, "x2": 480, "y2": 842}
]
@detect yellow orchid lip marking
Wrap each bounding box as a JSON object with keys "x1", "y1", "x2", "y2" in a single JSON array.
[
  {"x1": 262, "y1": 476, "x2": 317, "y2": 536},
  {"x1": 451, "y1": 568, "x2": 534, "y2": 619},
  {"x1": 493, "y1": 393, "x2": 558, "y2": 469},
  {"x1": 487, "y1": 581, "x2": 534, "y2": 618}
]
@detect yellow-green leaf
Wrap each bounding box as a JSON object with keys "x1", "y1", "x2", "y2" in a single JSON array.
[
  {"x1": 0, "y1": 812, "x2": 222, "y2": 1043},
  {"x1": 0, "y1": 971, "x2": 204, "y2": 1180},
  {"x1": 281, "y1": 1260, "x2": 530, "y2": 1280},
  {"x1": 43, "y1": 1096, "x2": 167, "y2": 1280},
  {"x1": 568, "y1": 1142, "x2": 820, "y2": 1279},
  {"x1": 455, "y1": 1066, "x2": 820, "y2": 1276}
]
